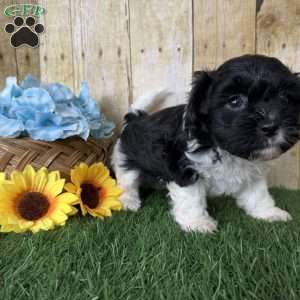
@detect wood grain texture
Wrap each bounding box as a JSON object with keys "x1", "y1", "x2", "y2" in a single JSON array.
[
  {"x1": 257, "y1": 0, "x2": 300, "y2": 188},
  {"x1": 15, "y1": 0, "x2": 40, "y2": 82},
  {"x1": 129, "y1": 0, "x2": 193, "y2": 107},
  {"x1": 39, "y1": 0, "x2": 74, "y2": 88},
  {"x1": 257, "y1": 0, "x2": 300, "y2": 71},
  {"x1": 70, "y1": 0, "x2": 131, "y2": 127},
  {"x1": 0, "y1": 0, "x2": 17, "y2": 87},
  {"x1": 15, "y1": 47, "x2": 40, "y2": 82},
  {"x1": 193, "y1": 0, "x2": 256, "y2": 70}
]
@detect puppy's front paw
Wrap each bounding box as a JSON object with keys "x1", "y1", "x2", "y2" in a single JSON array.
[
  {"x1": 180, "y1": 216, "x2": 218, "y2": 233},
  {"x1": 120, "y1": 194, "x2": 141, "y2": 212},
  {"x1": 250, "y1": 207, "x2": 292, "y2": 222}
]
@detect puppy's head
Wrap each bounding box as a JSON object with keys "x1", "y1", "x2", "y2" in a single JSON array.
[{"x1": 185, "y1": 54, "x2": 300, "y2": 161}]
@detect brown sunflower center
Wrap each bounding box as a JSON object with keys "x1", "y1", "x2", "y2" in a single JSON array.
[
  {"x1": 17, "y1": 192, "x2": 50, "y2": 221},
  {"x1": 81, "y1": 183, "x2": 100, "y2": 209}
]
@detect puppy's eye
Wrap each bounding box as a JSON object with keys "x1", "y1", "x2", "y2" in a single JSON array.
[{"x1": 226, "y1": 95, "x2": 247, "y2": 110}]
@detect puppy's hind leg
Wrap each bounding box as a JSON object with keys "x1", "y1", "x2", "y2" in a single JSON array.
[
  {"x1": 167, "y1": 181, "x2": 217, "y2": 233},
  {"x1": 111, "y1": 140, "x2": 141, "y2": 211}
]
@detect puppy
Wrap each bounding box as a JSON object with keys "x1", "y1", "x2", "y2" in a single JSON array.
[{"x1": 112, "y1": 54, "x2": 300, "y2": 233}]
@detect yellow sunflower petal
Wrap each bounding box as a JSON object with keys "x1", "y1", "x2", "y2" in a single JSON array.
[
  {"x1": 87, "y1": 208, "x2": 104, "y2": 219},
  {"x1": 64, "y1": 182, "x2": 77, "y2": 194},
  {"x1": 30, "y1": 218, "x2": 56, "y2": 233},
  {"x1": 40, "y1": 218, "x2": 54, "y2": 230},
  {"x1": 69, "y1": 207, "x2": 78, "y2": 216},
  {"x1": 103, "y1": 185, "x2": 123, "y2": 197},
  {"x1": 31, "y1": 221, "x2": 46, "y2": 233},
  {"x1": 10, "y1": 171, "x2": 27, "y2": 192},
  {"x1": 79, "y1": 201, "x2": 88, "y2": 216},
  {"x1": 1, "y1": 224, "x2": 26, "y2": 233},
  {"x1": 22, "y1": 165, "x2": 36, "y2": 190},
  {"x1": 87, "y1": 162, "x2": 106, "y2": 181},
  {"x1": 48, "y1": 170, "x2": 60, "y2": 181},
  {"x1": 39, "y1": 167, "x2": 49, "y2": 174},
  {"x1": 0, "y1": 211, "x2": 19, "y2": 225},
  {"x1": 33, "y1": 169, "x2": 48, "y2": 192},
  {"x1": 0, "y1": 172, "x2": 6, "y2": 182},
  {"x1": 71, "y1": 163, "x2": 89, "y2": 187},
  {"x1": 101, "y1": 177, "x2": 117, "y2": 188},
  {"x1": 56, "y1": 192, "x2": 79, "y2": 204},
  {"x1": 93, "y1": 207, "x2": 112, "y2": 217},
  {"x1": 84, "y1": 204, "x2": 112, "y2": 217},
  {"x1": 102, "y1": 200, "x2": 122, "y2": 211},
  {"x1": 95, "y1": 168, "x2": 110, "y2": 184},
  {"x1": 45, "y1": 170, "x2": 62, "y2": 189},
  {"x1": 50, "y1": 210, "x2": 68, "y2": 225},
  {"x1": 57, "y1": 202, "x2": 77, "y2": 215},
  {"x1": 0, "y1": 183, "x2": 22, "y2": 205},
  {"x1": 45, "y1": 179, "x2": 65, "y2": 198}
]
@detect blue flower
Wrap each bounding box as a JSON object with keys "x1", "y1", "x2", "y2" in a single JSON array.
[
  {"x1": 91, "y1": 114, "x2": 115, "y2": 139},
  {"x1": 0, "y1": 75, "x2": 115, "y2": 141},
  {"x1": 45, "y1": 83, "x2": 74, "y2": 103},
  {"x1": 9, "y1": 88, "x2": 55, "y2": 118},
  {"x1": 75, "y1": 82, "x2": 102, "y2": 128},
  {"x1": 20, "y1": 74, "x2": 41, "y2": 89},
  {"x1": 25, "y1": 112, "x2": 64, "y2": 141},
  {"x1": 25, "y1": 111, "x2": 89, "y2": 141},
  {"x1": 0, "y1": 114, "x2": 24, "y2": 138},
  {"x1": 0, "y1": 77, "x2": 22, "y2": 116}
]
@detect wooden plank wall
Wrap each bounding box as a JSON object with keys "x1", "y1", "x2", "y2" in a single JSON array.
[{"x1": 0, "y1": 0, "x2": 300, "y2": 188}]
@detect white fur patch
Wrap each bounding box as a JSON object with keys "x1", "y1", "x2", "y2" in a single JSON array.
[
  {"x1": 167, "y1": 181, "x2": 218, "y2": 233},
  {"x1": 253, "y1": 147, "x2": 282, "y2": 161},
  {"x1": 186, "y1": 139, "x2": 202, "y2": 153},
  {"x1": 111, "y1": 140, "x2": 141, "y2": 211},
  {"x1": 130, "y1": 89, "x2": 173, "y2": 113},
  {"x1": 186, "y1": 148, "x2": 263, "y2": 196}
]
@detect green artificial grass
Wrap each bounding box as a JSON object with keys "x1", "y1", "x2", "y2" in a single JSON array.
[{"x1": 1, "y1": 188, "x2": 300, "y2": 300}]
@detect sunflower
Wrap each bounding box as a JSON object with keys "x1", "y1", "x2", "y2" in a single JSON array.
[
  {"x1": 0, "y1": 165, "x2": 78, "y2": 233},
  {"x1": 65, "y1": 162, "x2": 122, "y2": 218}
]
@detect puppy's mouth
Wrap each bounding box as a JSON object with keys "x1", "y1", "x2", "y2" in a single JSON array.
[
  {"x1": 251, "y1": 146, "x2": 282, "y2": 161},
  {"x1": 251, "y1": 129, "x2": 298, "y2": 161}
]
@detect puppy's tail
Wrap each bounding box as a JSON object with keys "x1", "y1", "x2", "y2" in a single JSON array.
[
  {"x1": 130, "y1": 89, "x2": 172, "y2": 113},
  {"x1": 124, "y1": 89, "x2": 172, "y2": 124}
]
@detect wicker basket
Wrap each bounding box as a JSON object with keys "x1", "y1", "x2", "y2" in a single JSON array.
[{"x1": 0, "y1": 137, "x2": 113, "y2": 180}]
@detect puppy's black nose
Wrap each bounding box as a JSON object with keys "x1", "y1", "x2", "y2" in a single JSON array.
[{"x1": 259, "y1": 122, "x2": 278, "y2": 137}]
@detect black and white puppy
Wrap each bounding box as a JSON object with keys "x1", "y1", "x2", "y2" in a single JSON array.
[{"x1": 112, "y1": 54, "x2": 300, "y2": 233}]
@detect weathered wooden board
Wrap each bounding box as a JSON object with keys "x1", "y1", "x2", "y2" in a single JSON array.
[
  {"x1": 39, "y1": 0, "x2": 74, "y2": 88},
  {"x1": 70, "y1": 0, "x2": 131, "y2": 127},
  {"x1": 0, "y1": 0, "x2": 17, "y2": 87},
  {"x1": 193, "y1": 0, "x2": 256, "y2": 70},
  {"x1": 15, "y1": 0, "x2": 40, "y2": 82},
  {"x1": 257, "y1": 0, "x2": 300, "y2": 188},
  {"x1": 129, "y1": 0, "x2": 193, "y2": 107}
]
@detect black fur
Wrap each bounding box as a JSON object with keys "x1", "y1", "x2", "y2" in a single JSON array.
[
  {"x1": 121, "y1": 106, "x2": 200, "y2": 187},
  {"x1": 119, "y1": 54, "x2": 300, "y2": 187}
]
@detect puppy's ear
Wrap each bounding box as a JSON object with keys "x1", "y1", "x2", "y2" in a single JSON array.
[{"x1": 184, "y1": 71, "x2": 214, "y2": 139}]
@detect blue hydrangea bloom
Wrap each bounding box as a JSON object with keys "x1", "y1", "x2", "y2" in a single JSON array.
[
  {"x1": 0, "y1": 114, "x2": 24, "y2": 138},
  {"x1": 0, "y1": 77, "x2": 22, "y2": 116},
  {"x1": 45, "y1": 83, "x2": 74, "y2": 103},
  {"x1": 0, "y1": 75, "x2": 115, "y2": 141}
]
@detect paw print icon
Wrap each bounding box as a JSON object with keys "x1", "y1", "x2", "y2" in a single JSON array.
[{"x1": 5, "y1": 16, "x2": 44, "y2": 48}]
